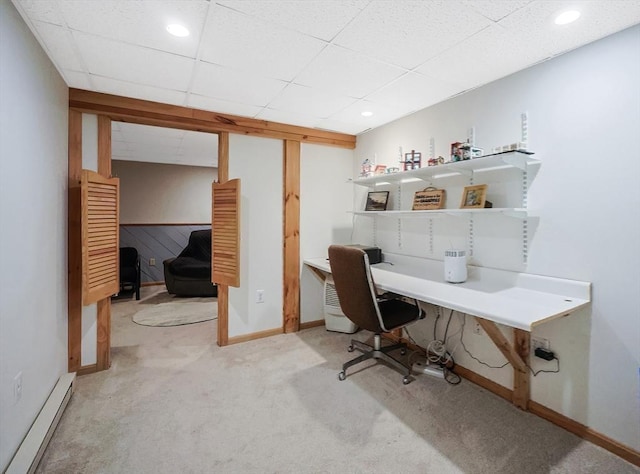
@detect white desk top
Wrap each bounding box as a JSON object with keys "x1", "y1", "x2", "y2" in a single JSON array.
[{"x1": 304, "y1": 254, "x2": 591, "y2": 332}]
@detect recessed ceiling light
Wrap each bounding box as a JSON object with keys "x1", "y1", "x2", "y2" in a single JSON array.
[
  {"x1": 361, "y1": 111, "x2": 373, "y2": 117},
  {"x1": 166, "y1": 24, "x2": 190, "y2": 37},
  {"x1": 554, "y1": 10, "x2": 581, "y2": 25}
]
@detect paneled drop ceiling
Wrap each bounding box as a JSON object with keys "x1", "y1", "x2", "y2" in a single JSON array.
[{"x1": 12, "y1": 0, "x2": 640, "y2": 166}]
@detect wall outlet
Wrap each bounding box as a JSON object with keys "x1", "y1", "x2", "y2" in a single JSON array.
[
  {"x1": 149, "y1": 257, "x2": 156, "y2": 266},
  {"x1": 473, "y1": 320, "x2": 482, "y2": 335},
  {"x1": 14, "y1": 371, "x2": 22, "y2": 403},
  {"x1": 256, "y1": 290, "x2": 265, "y2": 303},
  {"x1": 532, "y1": 336, "x2": 550, "y2": 351}
]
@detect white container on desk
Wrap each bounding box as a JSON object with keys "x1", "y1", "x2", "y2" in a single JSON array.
[{"x1": 444, "y1": 250, "x2": 467, "y2": 283}]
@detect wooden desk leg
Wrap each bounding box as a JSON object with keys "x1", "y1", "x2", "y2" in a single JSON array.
[
  {"x1": 513, "y1": 329, "x2": 531, "y2": 410},
  {"x1": 475, "y1": 317, "x2": 530, "y2": 410},
  {"x1": 308, "y1": 266, "x2": 327, "y2": 282}
]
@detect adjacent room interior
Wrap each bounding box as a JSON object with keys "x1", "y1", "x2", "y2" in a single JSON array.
[{"x1": 1, "y1": 1, "x2": 639, "y2": 472}]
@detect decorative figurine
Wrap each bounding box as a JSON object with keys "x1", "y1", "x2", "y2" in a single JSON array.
[{"x1": 401, "y1": 149, "x2": 422, "y2": 171}]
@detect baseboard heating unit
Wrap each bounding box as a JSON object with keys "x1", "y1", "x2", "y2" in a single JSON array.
[{"x1": 6, "y1": 372, "x2": 76, "y2": 474}]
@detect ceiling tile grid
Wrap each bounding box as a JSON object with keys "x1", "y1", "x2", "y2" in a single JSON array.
[
  {"x1": 332, "y1": 0, "x2": 494, "y2": 70},
  {"x1": 10, "y1": 0, "x2": 640, "y2": 165},
  {"x1": 216, "y1": 0, "x2": 370, "y2": 42},
  {"x1": 200, "y1": 4, "x2": 328, "y2": 82}
]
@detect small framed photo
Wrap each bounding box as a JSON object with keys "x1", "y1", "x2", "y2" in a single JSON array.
[
  {"x1": 365, "y1": 191, "x2": 389, "y2": 211},
  {"x1": 460, "y1": 184, "x2": 488, "y2": 209}
]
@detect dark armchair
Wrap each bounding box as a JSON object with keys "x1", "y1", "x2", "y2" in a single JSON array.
[
  {"x1": 163, "y1": 230, "x2": 217, "y2": 297},
  {"x1": 328, "y1": 245, "x2": 424, "y2": 385},
  {"x1": 119, "y1": 247, "x2": 141, "y2": 300}
]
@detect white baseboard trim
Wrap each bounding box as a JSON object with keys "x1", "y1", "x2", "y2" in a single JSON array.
[{"x1": 6, "y1": 373, "x2": 76, "y2": 474}]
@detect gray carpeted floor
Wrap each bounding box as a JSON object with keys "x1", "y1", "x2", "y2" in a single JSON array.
[{"x1": 37, "y1": 286, "x2": 638, "y2": 473}]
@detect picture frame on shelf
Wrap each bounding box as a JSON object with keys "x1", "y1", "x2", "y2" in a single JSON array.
[
  {"x1": 365, "y1": 191, "x2": 390, "y2": 211},
  {"x1": 460, "y1": 184, "x2": 488, "y2": 209},
  {"x1": 412, "y1": 187, "x2": 446, "y2": 210}
]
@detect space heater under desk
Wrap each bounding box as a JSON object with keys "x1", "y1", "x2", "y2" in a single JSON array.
[{"x1": 323, "y1": 276, "x2": 358, "y2": 334}]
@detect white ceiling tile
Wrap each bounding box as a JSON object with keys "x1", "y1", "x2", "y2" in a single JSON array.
[
  {"x1": 30, "y1": 21, "x2": 83, "y2": 71},
  {"x1": 191, "y1": 61, "x2": 287, "y2": 107},
  {"x1": 91, "y1": 76, "x2": 188, "y2": 106},
  {"x1": 498, "y1": 1, "x2": 640, "y2": 59},
  {"x1": 200, "y1": 4, "x2": 327, "y2": 81},
  {"x1": 216, "y1": 0, "x2": 369, "y2": 41},
  {"x1": 16, "y1": 0, "x2": 640, "y2": 139},
  {"x1": 112, "y1": 123, "x2": 217, "y2": 167},
  {"x1": 267, "y1": 84, "x2": 358, "y2": 118},
  {"x1": 187, "y1": 94, "x2": 263, "y2": 118},
  {"x1": 294, "y1": 45, "x2": 406, "y2": 99},
  {"x1": 416, "y1": 24, "x2": 545, "y2": 90},
  {"x1": 463, "y1": 0, "x2": 533, "y2": 22},
  {"x1": 365, "y1": 72, "x2": 463, "y2": 111},
  {"x1": 178, "y1": 131, "x2": 219, "y2": 167},
  {"x1": 313, "y1": 117, "x2": 371, "y2": 135},
  {"x1": 57, "y1": 0, "x2": 207, "y2": 58},
  {"x1": 333, "y1": 0, "x2": 492, "y2": 69},
  {"x1": 63, "y1": 70, "x2": 92, "y2": 89},
  {"x1": 13, "y1": 0, "x2": 66, "y2": 25},
  {"x1": 74, "y1": 32, "x2": 195, "y2": 91},
  {"x1": 329, "y1": 99, "x2": 414, "y2": 129}
]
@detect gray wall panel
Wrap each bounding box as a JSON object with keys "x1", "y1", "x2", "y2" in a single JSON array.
[{"x1": 120, "y1": 225, "x2": 210, "y2": 283}]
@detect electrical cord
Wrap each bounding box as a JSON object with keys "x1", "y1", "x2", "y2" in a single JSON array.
[
  {"x1": 433, "y1": 306, "x2": 441, "y2": 340},
  {"x1": 443, "y1": 367, "x2": 461, "y2": 385},
  {"x1": 459, "y1": 313, "x2": 561, "y2": 375},
  {"x1": 459, "y1": 314, "x2": 510, "y2": 369},
  {"x1": 442, "y1": 308, "x2": 454, "y2": 342},
  {"x1": 529, "y1": 357, "x2": 560, "y2": 376},
  {"x1": 405, "y1": 325, "x2": 460, "y2": 385}
]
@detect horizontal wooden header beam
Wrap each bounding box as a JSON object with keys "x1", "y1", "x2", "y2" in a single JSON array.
[{"x1": 69, "y1": 89, "x2": 356, "y2": 149}]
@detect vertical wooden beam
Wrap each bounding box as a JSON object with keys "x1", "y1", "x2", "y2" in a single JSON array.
[
  {"x1": 218, "y1": 132, "x2": 229, "y2": 182},
  {"x1": 216, "y1": 132, "x2": 229, "y2": 346},
  {"x1": 96, "y1": 115, "x2": 112, "y2": 371},
  {"x1": 513, "y1": 328, "x2": 531, "y2": 410},
  {"x1": 283, "y1": 140, "x2": 300, "y2": 333},
  {"x1": 97, "y1": 115, "x2": 111, "y2": 176},
  {"x1": 68, "y1": 110, "x2": 83, "y2": 372}
]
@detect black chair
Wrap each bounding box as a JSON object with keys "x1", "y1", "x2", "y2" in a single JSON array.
[
  {"x1": 119, "y1": 247, "x2": 141, "y2": 300},
  {"x1": 328, "y1": 245, "x2": 424, "y2": 384},
  {"x1": 163, "y1": 230, "x2": 217, "y2": 297}
]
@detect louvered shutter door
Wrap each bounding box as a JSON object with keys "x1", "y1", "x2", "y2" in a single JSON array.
[
  {"x1": 212, "y1": 178, "x2": 241, "y2": 287},
  {"x1": 82, "y1": 170, "x2": 119, "y2": 304}
]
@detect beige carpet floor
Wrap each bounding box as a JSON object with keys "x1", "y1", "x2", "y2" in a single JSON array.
[{"x1": 36, "y1": 286, "x2": 638, "y2": 473}]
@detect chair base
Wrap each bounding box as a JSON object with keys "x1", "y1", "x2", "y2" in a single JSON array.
[{"x1": 338, "y1": 334, "x2": 414, "y2": 385}]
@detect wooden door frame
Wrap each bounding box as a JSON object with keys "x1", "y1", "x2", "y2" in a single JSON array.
[{"x1": 67, "y1": 89, "x2": 355, "y2": 368}]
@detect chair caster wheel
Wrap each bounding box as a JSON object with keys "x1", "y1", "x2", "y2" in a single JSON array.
[
  {"x1": 338, "y1": 371, "x2": 346, "y2": 381},
  {"x1": 347, "y1": 345, "x2": 355, "y2": 352},
  {"x1": 402, "y1": 375, "x2": 412, "y2": 385},
  {"x1": 400, "y1": 348, "x2": 407, "y2": 355}
]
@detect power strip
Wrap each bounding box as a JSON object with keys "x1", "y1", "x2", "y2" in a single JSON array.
[{"x1": 412, "y1": 361, "x2": 445, "y2": 379}]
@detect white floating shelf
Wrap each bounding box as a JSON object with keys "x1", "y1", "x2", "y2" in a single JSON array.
[
  {"x1": 354, "y1": 150, "x2": 539, "y2": 186},
  {"x1": 351, "y1": 208, "x2": 529, "y2": 219}
]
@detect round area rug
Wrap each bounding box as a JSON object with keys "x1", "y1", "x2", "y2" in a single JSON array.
[{"x1": 133, "y1": 301, "x2": 217, "y2": 327}]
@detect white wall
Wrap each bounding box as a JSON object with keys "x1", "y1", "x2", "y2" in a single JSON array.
[
  {"x1": 354, "y1": 26, "x2": 640, "y2": 450},
  {"x1": 81, "y1": 114, "x2": 98, "y2": 366},
  {"x1": 0, "y1": 1, "x2": 69, "y2": 469},
  {"x1": 112, "y1": 160, "x2": 217, "y2": 224},
  {"x1": 227, "y1": 135, "x2": 283, "y2": 337},
  {"x1": 300, "y1": 144, "x2": 354, "y2": 323}
]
